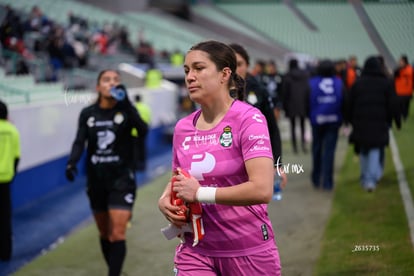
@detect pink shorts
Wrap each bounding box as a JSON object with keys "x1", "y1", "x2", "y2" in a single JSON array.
[{"x1": 173, "y1": 243, "x2": 281, "y2": 276}]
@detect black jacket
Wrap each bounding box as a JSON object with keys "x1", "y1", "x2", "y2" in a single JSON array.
[
  {"x1": 347, "y1": 57, "x2": 401, "y2": 151},
  {"x1": 283, "y1": 68, "x2": 310, "y2": 118}
]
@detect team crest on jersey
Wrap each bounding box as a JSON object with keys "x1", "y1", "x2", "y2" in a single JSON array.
[
  {"x1": 219, "y1": 126, "x2": 233, "y2": 147},
  {"x1": 114, "y1": 112, "x2": 124, "y2": 124}
]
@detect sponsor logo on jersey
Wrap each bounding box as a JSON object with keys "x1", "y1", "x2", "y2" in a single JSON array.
[
  {"x1": 189, "y1": 152, "x2": 215, "y2": 181},
  {"x1": 182, "y1": 134, "x2": 218, "y2": 150},
  {"x1": 194, "y1": 133, "x2": 218, "y2": 147},
  {"x1": 252, "y1": 113, "x2": 263, "y2": 123},
  {"x1": 219, "y1": 126, "x2": 233, "y2": 147},
  {"x1": 124, "y1": 193, "x2": 134, "y2": 204},
  {"x1": 90, "y1": 154, "x2": 120, "y2": 164},
  {"x1": 97, "y1": 130, "x2": 115, "y2": 149},
  {"x1": 182, "y1": 136, "x2": 192, "y2": 150},
  {"x1": 87, "y1": 116, "x2": 95, "y2": 127},
  {"x1": 95, "y1": 120, "x2": 114, "y2": 127},
  {"x1": 248, "y1": 134, "x2": 269, "y2": 141}
]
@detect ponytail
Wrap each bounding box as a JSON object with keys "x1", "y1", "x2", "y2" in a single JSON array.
[{"x1": 230, "y1": 73, "x2": 245, "y2": 101}]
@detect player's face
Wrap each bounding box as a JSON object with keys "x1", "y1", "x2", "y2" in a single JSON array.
[
  {"x1": 96, "y1": 70, "x2": 121, "y2": 99},
  {"x1": 184, "y1": 50, "x2": 226, "y2": 103},
  {"x1": 235, "y1": 53, "x2": 248, "y2": 79}
]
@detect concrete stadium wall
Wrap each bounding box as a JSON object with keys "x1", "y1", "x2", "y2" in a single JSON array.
[{"x1": 8, "y1": 85, "x2": 178, "y2": 210}]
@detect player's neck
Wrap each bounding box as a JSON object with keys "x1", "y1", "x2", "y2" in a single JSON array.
[
  {"x1": 99, "y1": 97, "x2": 117, "y2": 109},
  {"x1": 198, "y1": 97, "x2": 234, "y2": 129}
]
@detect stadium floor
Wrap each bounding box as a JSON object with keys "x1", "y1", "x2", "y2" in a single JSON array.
[{"x1": 0, "y1": 149, "x2": 172, "y2": 276}]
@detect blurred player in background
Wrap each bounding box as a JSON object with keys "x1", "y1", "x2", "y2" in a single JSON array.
[
  {"x1": 65, "y1": 70, "x2": 148, "y2": 276},
  {"x1": 0, "y1": 100, "x2": 20, "y2": 262}
]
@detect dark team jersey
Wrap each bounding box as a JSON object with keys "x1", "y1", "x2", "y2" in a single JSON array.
[
  {"x1": 245, "y1": 74, "x2": 282, "y2": 164},
  {"x1": 68, "y1": 101, "x2": 148, "y2": 175}
]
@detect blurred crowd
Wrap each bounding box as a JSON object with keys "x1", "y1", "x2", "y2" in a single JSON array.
[
  {"x1": 0, "y1": 4, "x2": 183, "y2": 81},
  {"x1": 1, "y1": 5, "x2": 412, "y2": 129},
  {"x1": 250, "y1": 54, "x2": 413, "y2": 125}
]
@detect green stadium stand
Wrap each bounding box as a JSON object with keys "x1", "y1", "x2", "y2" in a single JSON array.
[
  {"x1": 217, "y1": 2, "x2": 377, "y2": 63},
  {"x1": 191, "y1": 5, "x2": 270, "y2": 44},
  {"x1": 0, "y1": 69, "x2": 74, "y2": 105},
  {"x1": 364, "y1": 1, "x2": 414, "y2": 62}
]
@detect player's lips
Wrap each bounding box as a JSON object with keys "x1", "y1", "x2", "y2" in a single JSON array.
[{"x1": 187, "y1": 86, "x2": 200, "y2": 93}]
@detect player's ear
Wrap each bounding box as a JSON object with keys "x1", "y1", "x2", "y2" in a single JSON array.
[{"x1": 221, "y1": 67, "x2": 232, "y2": 82}]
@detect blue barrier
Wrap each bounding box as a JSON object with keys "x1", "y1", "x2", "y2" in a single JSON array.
[{"x1": 0, "y1": 146, "x2": 172, "y2": 276}]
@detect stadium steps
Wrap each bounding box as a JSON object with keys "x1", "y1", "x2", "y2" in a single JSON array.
[
  {"x1": 284, "y1": 0, "x2": 318, "y2": 31},
  {"x1": 191, "y1": 4, "x2": 271, "y2": 44},
  {"x1": 0, "y1": 70, "x2": 68, "y2": 105},
  {"x1": 190, "y1": 4, "x2": 291, "y2": 62},
  {"x1": 124, "y1": 12, "x2": 204, "y2": 44},
  {"x1": 349, "y1": 0, "x2": 396, "y2": 69},
  {"x1": 296, "y1": 2, "x2": 377, "y2": 62},
  {"x1": 363, "y1": 1, "x2": 414, "y2": 65},
  {"x1": 217, "y1": 2, "x2": 377, "y2": 62}
]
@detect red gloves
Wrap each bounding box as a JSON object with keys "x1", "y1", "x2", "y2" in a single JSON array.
[{"x1": 161, "y1": 168, "x2": 205, "y2": 246}]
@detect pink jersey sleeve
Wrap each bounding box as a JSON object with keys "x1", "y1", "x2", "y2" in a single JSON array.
[{"x1": 239, "y1": 109, "x2": 273, "y2": 163}]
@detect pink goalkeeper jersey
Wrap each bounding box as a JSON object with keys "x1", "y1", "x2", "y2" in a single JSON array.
[{"x1": 172, "y1": 100, "x2": 277, "y2": 257}]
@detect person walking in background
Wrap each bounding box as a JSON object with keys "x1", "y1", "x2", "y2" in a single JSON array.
[
  {"x1": 334, "y1": 59, "x2": 347, "y2": 82},
  {"x1": 394, "y1": 55, "x2": 414, "y2": 120},
  {"x1": 264, "y1": 60, "x2": 284, "y2": 121},
  {"x1": 344, "y1": 55, "x2": 361, "y2": 91},
  {"x1": 377, "y1": 55, "x2": 392, "y2": 79},
  {"x1": 158, "y1": 40, "x2": 281, "y2": 275},
  {"x1": 309, "y1": 60, "x2": 345, "y2": 191},
  {"x1": 0, "y1": 100, "x2": 20, "y2": 262},
  {"x1": 283, "y1": 58, "x2": 310, "y2": 154},
  {"x1": 347, "y1": 56, "x2": 401, "y2": 192},
  {"x1": 132, "y1": 94, "x2": 151, "y2": 172},
  {"x1": 250, "y1": 59, "x2": 267, "y2": 85},
  {"x1": 65, "y1": 70, "x2": 148, "y2": 276},
  {"x1": 170, "y1": 49, "x2": 184, "y2": 67},
  {"x1": 229, "y1": 43, "x2": 287, "y2": 194}
]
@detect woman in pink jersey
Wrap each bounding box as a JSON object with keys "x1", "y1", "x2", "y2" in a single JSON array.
[{"x1": 158, "y1": 40, "x2": 281, "y2": 275}]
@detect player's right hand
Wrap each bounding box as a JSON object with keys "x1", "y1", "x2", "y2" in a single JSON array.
[{"x1": 65, "y1": 164, "x2": 77, "y2": 182}]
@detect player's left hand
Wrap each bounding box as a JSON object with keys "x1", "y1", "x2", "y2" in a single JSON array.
[{"x1": 172, "y1": 169, "x2": 200, "y2": 203}]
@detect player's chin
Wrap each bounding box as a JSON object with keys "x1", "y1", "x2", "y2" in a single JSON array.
[
  {"x1": 102, "y1": 93, "x2": 114, "y2": 100},
  {"x1": 188, "y1": 93, "x2": 204, "y2": 105}
]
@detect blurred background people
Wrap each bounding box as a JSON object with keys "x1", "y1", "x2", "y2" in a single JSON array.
[
  {"x1": 283, "y1": 58, "x2": 310, "y2": 154},
  {"x1": 0, "y1": 100, "x2": 21, "y2": 262},
  {"x1": 65, "y1": 70, "x2": 148, "y2": 276},
  {"x1": 344, "y1": 55, "x2": 361, "y2": 91},
  {"x1": 132, "y1": 94, "x2": 151, "y2": 172},
  {"x1": 394, "y1": 55, "x2": 414, "y2": 120},
  {"x1": 347, "y1": 56, "x2": 401, "y2": 192},
  {"x1": 230, "y1": 43, "x2": 287, "y2": 191},
  {"x1": 263, "y1": 60, "x2": 284, "y2": 121},
  {"x1": 309, "y1": 60, "x2": 345, "y2": 191}
]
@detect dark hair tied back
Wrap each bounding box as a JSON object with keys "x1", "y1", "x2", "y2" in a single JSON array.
[
  {"x1": 190, "y1": 40, "x2": 245, "y2": 100},
  {"x1": 230, "y1": 73, "x2": 245, "y2": 101}
]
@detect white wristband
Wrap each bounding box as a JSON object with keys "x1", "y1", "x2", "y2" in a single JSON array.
[{"x1": 196, "y1": 187, "x2": 217, "y2": 204}]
